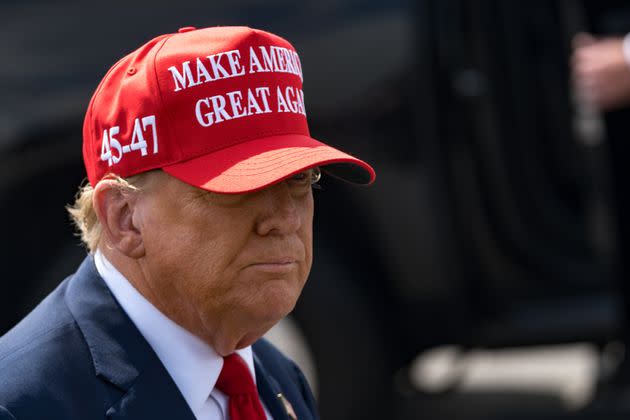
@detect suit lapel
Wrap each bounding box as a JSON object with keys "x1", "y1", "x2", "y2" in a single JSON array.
[
  {"x1": 64, "y1": 257, "x2": 196, "y2": 420},
  {"x1": 105, "y1": 363, "x2": 195, "y2": 419},
  {"x1": 254, "y1": 353, "x2": 290, "y2": 420}
]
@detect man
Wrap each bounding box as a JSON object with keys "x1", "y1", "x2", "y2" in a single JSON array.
[{"x1": 0, "y1": 26, "x2": 374, "y2": 419}]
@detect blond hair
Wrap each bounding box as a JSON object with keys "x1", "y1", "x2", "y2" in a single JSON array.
[{"x1": 67, "y1": 173, "x2": 149, "y2": 253}]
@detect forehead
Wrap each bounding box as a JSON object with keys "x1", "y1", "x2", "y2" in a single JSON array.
[
  {"x1": 144, "y1": 170, "x2": 250, "y2": 206},
  {"x1": 145, "y1": 170, "x2": 203, "y2": 196}
]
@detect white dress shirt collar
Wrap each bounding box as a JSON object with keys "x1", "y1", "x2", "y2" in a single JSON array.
[{"x1": 93, "y1": 250, "x2": 258, "y2": 417}]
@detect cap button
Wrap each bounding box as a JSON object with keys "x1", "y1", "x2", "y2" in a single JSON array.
[{"x1": 178, "y1": 26, "x2": 197, "y2": 33}]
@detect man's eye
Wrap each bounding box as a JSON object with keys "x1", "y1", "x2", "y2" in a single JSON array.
[
  {"x1": 290, "y1": 172, "x2": 309, "y2": 182},
  {"x1": 289, "y1": 168, "x2": 321, "y2": 185}
]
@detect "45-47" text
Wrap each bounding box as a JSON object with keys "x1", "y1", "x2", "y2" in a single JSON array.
[{"x1": 100, "y1": 115, "x2": 158, "y2": 166}]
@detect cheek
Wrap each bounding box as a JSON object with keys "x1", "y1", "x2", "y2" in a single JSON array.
[
  {"x1": 156, "y1": 223, "x2": 249, "y2": 299},
  {"x1": 302, "y1": 196, "x2": 315, "y2": 273},
  {"x1": 302, "y1": 228, "x2": 313, "y2": 276},
  {"x1": 142, "y1": 200, "x2": 224, "y2": 265}
]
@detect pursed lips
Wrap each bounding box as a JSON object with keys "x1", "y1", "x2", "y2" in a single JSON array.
[
  {"x1": 250, "y1": 257, "x2": 296, "y2": 265},
  {"x1": 247, "y1": 258, "x2": 298, "y2": 272}
]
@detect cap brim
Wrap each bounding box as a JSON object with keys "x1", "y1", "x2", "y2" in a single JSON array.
[{"x1": 162, "y1": 134, "x2": 375, "y2": 194}]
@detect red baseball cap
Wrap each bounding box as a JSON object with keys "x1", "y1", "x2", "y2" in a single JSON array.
[{"x1": 82, "y1": 26, "x2": 375, "y2": 193}]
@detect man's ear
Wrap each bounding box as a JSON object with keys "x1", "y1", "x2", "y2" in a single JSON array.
[{"x1": 92, "y1": 180, "x2": 145, "y2": 258}]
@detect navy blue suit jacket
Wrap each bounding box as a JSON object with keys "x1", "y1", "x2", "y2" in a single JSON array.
[{"x1": 0, "y1": 257, "x2": 318, "y2": 419}]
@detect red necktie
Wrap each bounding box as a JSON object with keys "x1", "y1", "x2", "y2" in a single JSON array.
[{"x1": 215, "y1": 353, "x2": 267, "y2": 420}]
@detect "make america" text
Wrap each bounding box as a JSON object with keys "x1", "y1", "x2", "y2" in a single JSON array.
[{"x1": 167, "y1": 45, "x2": 303, "y2": 92}]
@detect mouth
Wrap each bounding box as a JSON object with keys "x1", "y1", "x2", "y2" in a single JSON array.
[{"x1": 247, "y1": 258, "x2": 297, "y2": 273}]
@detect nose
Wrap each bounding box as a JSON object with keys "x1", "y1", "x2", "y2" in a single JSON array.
[{"x1": 255, "y1": 181, "x2": 302, "y2": 236}]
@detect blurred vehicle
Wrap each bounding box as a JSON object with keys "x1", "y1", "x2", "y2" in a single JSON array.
[{"x1": 3, "y1": 1, "x2": 630, "y2": 419}]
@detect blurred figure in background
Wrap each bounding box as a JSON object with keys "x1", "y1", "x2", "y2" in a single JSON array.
[
  {"x1": 572, "y1": 32, "x2": 630, "y2": 111},
  {"x1": 572, "y1": 27, "x2": 630, "y2": 392}
]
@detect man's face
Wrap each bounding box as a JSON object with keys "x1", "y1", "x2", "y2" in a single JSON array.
[{"x1": 132, "y1": 170, "x2": 315, "y2": 354}]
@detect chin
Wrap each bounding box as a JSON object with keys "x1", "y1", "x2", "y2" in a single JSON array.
[
  {"x1": 258, "y1": 285, "x2": 300, "y2": 319},
  {"x1": 236, "y1": 328, "x2": 273, "y2": 349},
  {"x1": 255, "y1": 298, "x2": 295, "y2": 326},
  {"x1": 211, "y1": 301, "x2": 297, "y2": 355}
]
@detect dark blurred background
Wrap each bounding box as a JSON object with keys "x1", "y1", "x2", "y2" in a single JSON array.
[{"x1": 5, "y1": 0, "x2": 630, "y2": 419}]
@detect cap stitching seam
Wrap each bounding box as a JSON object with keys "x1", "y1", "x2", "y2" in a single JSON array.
[
  {"x1": 227, "y1": 147, "x2": 330, "y2": 169},
  {"x1": 153, "y1": 34, "x2": 180, "y2": 159},
  {"x1": 220, "y1": 154, "x2": 349, "y2": 176}
]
